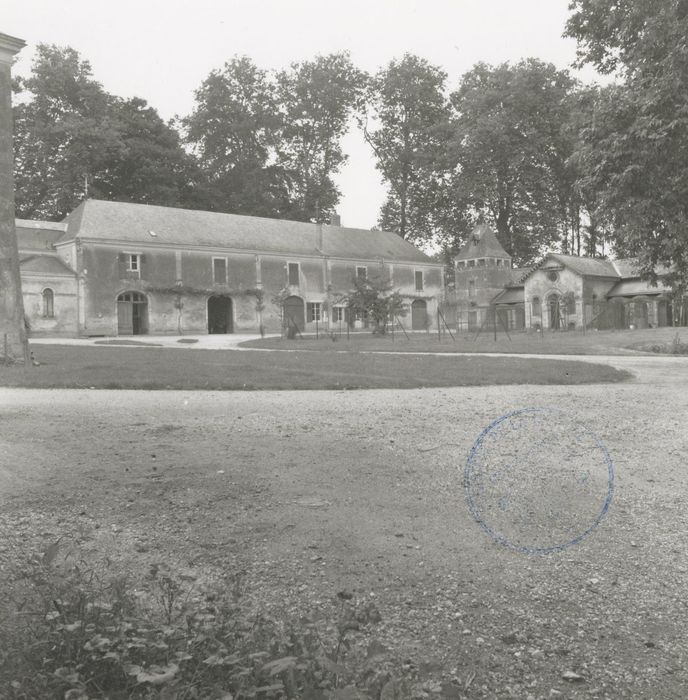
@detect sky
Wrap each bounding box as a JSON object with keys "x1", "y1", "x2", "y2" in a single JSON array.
[{"x1": 4, "y1": 0, "x2": 600, "y2": 229}]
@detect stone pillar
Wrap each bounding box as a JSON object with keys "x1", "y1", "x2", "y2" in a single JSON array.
[{"x1": 0, "y1": 33, "x2": 28, "y2": 363}]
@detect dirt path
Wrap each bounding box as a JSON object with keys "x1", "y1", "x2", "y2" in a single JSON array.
[{"x1": 1, "y1": 355, "x2": 687, "y2": 698}]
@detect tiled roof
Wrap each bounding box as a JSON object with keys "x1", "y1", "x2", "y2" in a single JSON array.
[
  {"x1": 493, "y1": 287, "x2": 524, "y2": 305},
  {"x1": 548, "y1": 253, "x2": 619, "y2": 277},
  {"x1": 611, "y1": 257, "x2": 671, "y2": 278},
  {"x1": 606, "y1": 278, "x2": 671, "y2": 298},
  {"x1": 15, "y1": 219, "x2": 67, "y2": 251},
  {"x1": 58, "y1": 200, "x2": 434, "y2": 264},
  {"x1": 521, "y1": 253, "x2": 619, "y2": 282},
  {"x1": 610, "y1": 258, "x2": 640, "y2": 277},
  {"x1": 456, "y1": 224, "x2": 510, "y2": 261},
  {"x1": 20, "y1": 254, "x2": 76, "y2": 276},
  {"x1": 508, "y1": 267, "x2": 531, "y2": 285}
]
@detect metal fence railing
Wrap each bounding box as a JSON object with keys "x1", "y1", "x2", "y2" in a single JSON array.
[{"x1": 439, "y1": 296, "x2": 686, "y2": 333}]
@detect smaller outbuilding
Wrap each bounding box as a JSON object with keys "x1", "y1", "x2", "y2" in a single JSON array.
[{"x1": 451, "y1": 224, "x2": 683, "y2": 331}]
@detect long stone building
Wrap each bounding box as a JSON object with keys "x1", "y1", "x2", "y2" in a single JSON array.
[{"x1": 17, "y1": 199, "x2": 444, "y2": 337}]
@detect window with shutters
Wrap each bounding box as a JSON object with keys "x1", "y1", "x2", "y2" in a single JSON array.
[
  {"x1": 288, "y1": 262, "x2": 300, "y2": 286},
  {"x1": 127, "y1": 254, "x2": 140, "y2": 272},
  {"x1": 415, "y1": 270, "x2": 424, "y2": 291},
  {"x1": 213, "y1": 257, "x2": 227, "y2": 284},
  {"x1": 332, "y1": 306, "x2": 346, "y2": 323},
  {"x1": 42, "y1": 288, "x2": 54, "y2": 318}
]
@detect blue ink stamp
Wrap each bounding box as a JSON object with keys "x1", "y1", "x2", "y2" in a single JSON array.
[{"x1": 464, "y1": 408, "x2": 614, "y2": 555}]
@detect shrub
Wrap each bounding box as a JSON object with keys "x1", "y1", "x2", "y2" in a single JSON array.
[{"x1": 1, "y1": 543, "x2": 406, "y2": 699}]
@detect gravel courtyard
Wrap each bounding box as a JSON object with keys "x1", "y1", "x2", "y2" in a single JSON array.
[{"x1": 1, "y1": 354, "x2": 687, "y2": 698}]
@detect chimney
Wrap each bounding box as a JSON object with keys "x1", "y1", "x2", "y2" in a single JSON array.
[
  {"x1": 316, "y1": 222, "x2": 323, "y2": 251},
  {"x1": 330, "y1": 213, "x2": 341, "y2": 227}
]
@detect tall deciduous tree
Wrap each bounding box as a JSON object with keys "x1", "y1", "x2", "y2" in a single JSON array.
[
  {"x1": 566, "y1": 0, "x2": 688, "y2": 294},
  {"x1": 98, "y1": 97, "x2": 206, "y2": 208},
  {"x1": 14, "y1": 44, "x2": 204, "y2": 220},
  {"x1": 445, "y1": 60, "x2": 577, "y2": 266},
  {"x1": 362, "y1": 54, "x2": 449, "y2": 243},
  {"x1": 184, "y1": 56, "x2": 288, "y2": 217},
  {"x1": 275, "y1": 52, "x2": 365, "y2": 222},
  {"x1": 13, "y1": 45, "x2": 116, "y2": 219}
]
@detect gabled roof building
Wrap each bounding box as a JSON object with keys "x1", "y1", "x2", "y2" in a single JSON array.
[{"x1": 17, "y1": 199, "x2": 444, "y2": 337}]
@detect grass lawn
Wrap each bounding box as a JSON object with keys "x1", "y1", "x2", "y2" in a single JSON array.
[
  {"x1": 0, "y1": 343, "x2": 631, "y2": 390},
  {"x1": 241, "y1": 325, "x2": 688, "y2": 355}
]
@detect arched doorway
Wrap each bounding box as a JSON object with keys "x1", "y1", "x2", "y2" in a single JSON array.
[
  {"x1": 283, "y1": 295, "x2": 305, "y2": 333},
  {"x1": 117, "y1": 291, "x2": 148, "y2": 335},
  {"x1": 411, "y1": 299, "x2": 427, "y2": 330},
  {"x1": 547, "y1": 294, "x2": 561, "y2": 330},
  {"x1": 208, "y1": 296, "x2": 233, "y2": 334}
]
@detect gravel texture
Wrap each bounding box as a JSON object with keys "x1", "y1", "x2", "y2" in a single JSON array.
[{"x1": 0, "y1": 354, "x2": 687, "y2": 698}]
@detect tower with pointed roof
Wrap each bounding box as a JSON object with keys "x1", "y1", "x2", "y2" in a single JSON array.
[{"x1": 453, "y1": 224, "x2": 513, "y2": 330}]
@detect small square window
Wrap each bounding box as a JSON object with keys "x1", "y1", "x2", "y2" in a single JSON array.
[
  {"x1": 288, "y1": 262, "x2": 300, "y2": 286},
  {"x1": 415, "y1": 270, "x2": 424, "y2": 291},
  {"x1": 213, "y1": 258, "x2": 227, "y2": 284},
  {"x1": 307, "y1": 302, "x2": 322, "y2": 322}
]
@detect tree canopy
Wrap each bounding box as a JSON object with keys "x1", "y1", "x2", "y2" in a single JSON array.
[
  {"x1": 13, "y1": 44, "x2": 204, "y2": 220},
  {"x1": 13, "y1": 22, "x2": 688, "y2": 292},
  {"x1": 275, "y1": 52, "x2": 365, "y2": 222},
  {"x1": 443, "y1": 60, "x2": 579, "y2": 265},
  {"x1": 566, "y1": 0, "x2": 688, "y2": 292},
  {"x1": 362, "y1": 54, "x2": 449, "y2": 244}
]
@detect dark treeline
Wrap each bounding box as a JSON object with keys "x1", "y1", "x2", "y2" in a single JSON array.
[{"x1": 12, "y1": 1, "x2": 688, "y2": 288}]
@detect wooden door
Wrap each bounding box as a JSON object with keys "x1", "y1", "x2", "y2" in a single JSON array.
[
  {"x1": 117, "y1": 298, "x2": 133, "y2": 335},
  {"x1": 411, "y1": 299, "x2": 427, "y2": 330}
]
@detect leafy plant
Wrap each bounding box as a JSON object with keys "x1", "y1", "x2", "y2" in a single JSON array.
[
  {"x1": 1, "y1": 543, "x2": 410, "y2": 699},
  {"x1": 345, "y1": 275, "x2": 407, "y2": 335}
]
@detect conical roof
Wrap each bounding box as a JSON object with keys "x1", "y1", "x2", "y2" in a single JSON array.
[{"x1": 456, "y1": 224, "x2": 510, "y2": 261}]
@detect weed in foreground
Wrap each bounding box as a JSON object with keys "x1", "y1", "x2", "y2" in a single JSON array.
[{"x1": 1, "y1": 541, "x2": 414, "y2": 699}]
